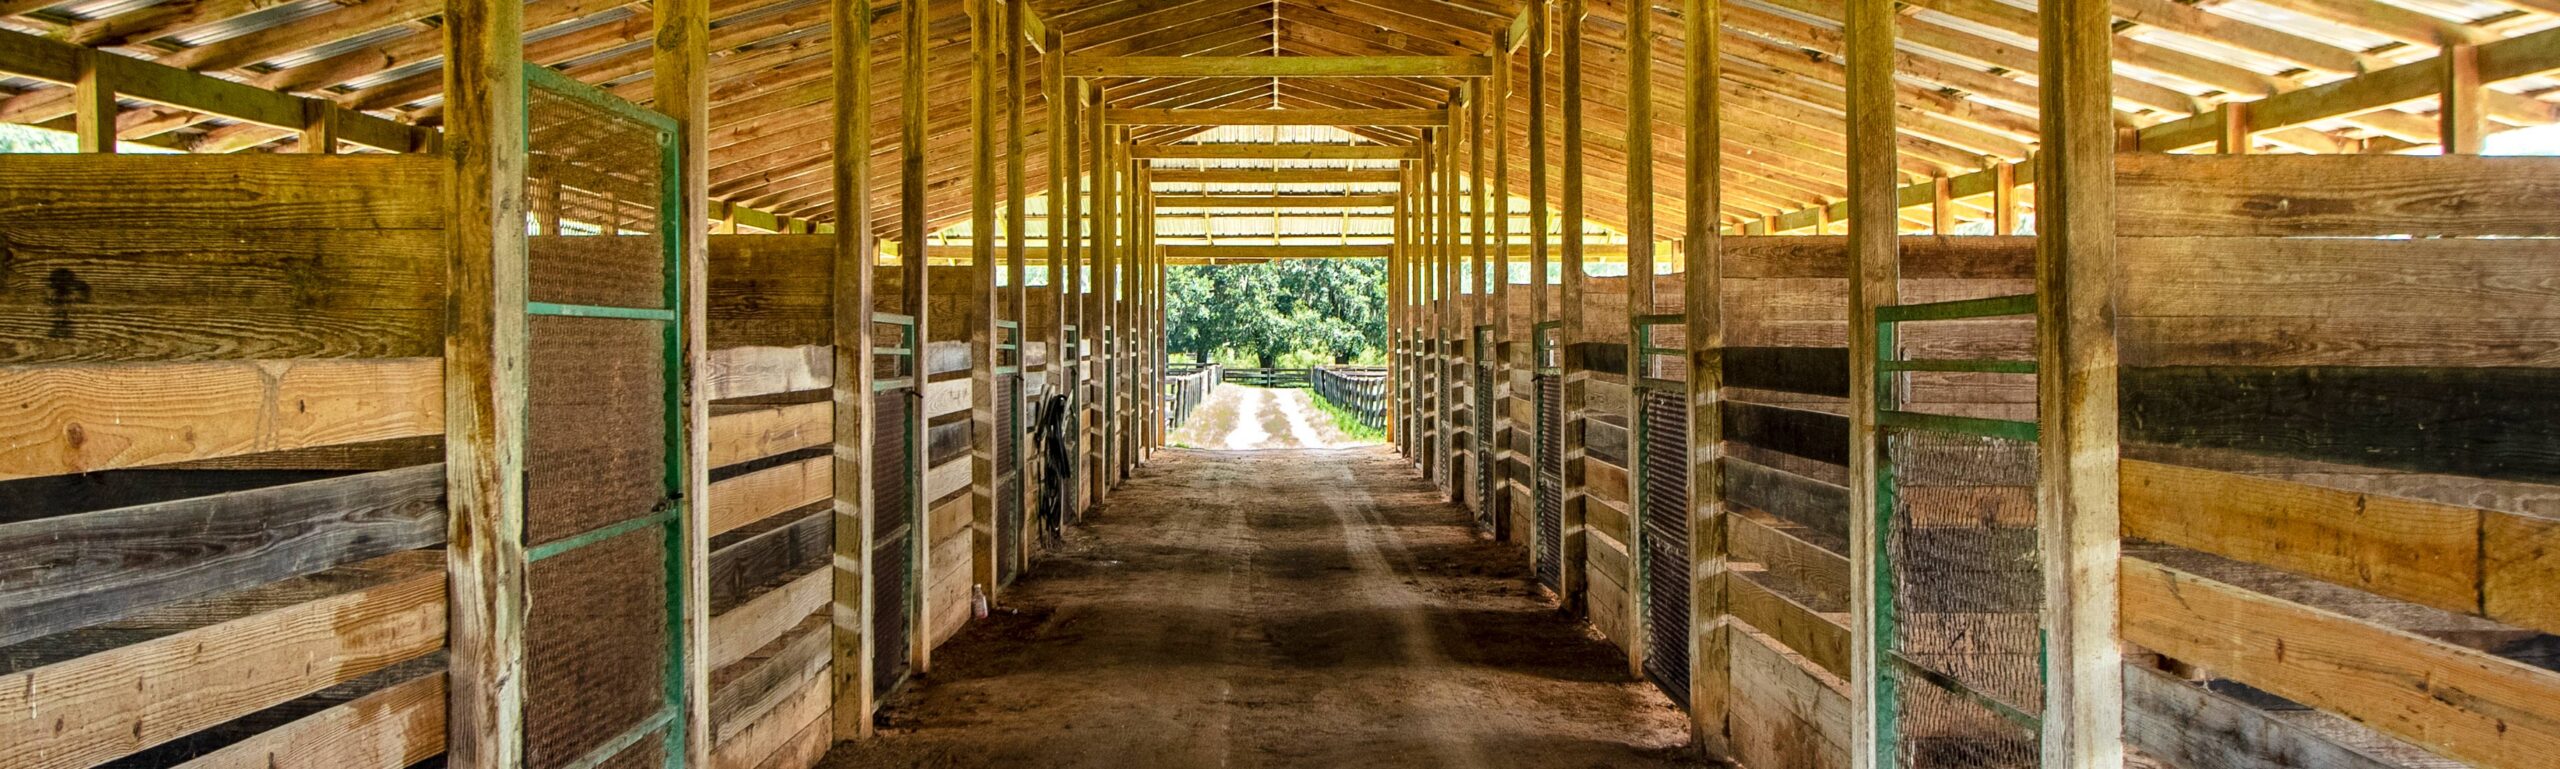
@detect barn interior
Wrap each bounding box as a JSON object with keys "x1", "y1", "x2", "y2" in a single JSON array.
[{"x1": 4, "y1": 0, "x2": 2560, "y2": 767}]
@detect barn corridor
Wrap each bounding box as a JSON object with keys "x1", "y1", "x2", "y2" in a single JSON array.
[{"x1": 821, "y1": 447, "x2": 1699, "y2": 769}]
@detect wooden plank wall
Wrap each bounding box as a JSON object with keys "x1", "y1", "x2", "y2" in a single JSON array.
[
  {"x1": 2112, "y1": 154, "x2": 2560, "y2": 769},
  {"x1": 0, "y1": 154, "x2": 450, "y2": 769}
]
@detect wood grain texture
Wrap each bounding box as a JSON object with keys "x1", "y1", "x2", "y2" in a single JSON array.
[
  {"x1": 708, "y1": 504, "x2": 829, "y2": 616},
  {"x1": 709, "y1": 455, "x2": 829, "y2": 537},
  {"x1": 0, "y1": 358, "x2": 443, "y2": 479},
  {"x1": 2121, "y1": 365, "x2": 2560, "y2": 484},
  {"x1": 708, "y1": 234, "x2": 831, "y2": 350},
  {"x1": 170, "y1": 669, "x2": 447, "y2": 769},
  {"x1": 1728, "y1": 568, "x2": 1849, "y2": 678},
  {"x1": 2121, "y1": 663, "x2": 2397, "y2": 769},
  {"x1": 2122, "y1": 557, "x2": 2560, "y2": 768},
  {"x1": 1727, "y1": 624, "x2": 1850, "y2": 769},
  {"x1": 0, "y1": 463, "x2": 444, "y2": 646},
  {"x1": 0, "y1": 154, "x2": 445, "y2": 230},
  {"x1": 2121, "y1": 459, "x2": 2482, "y2": 617},
  {"x1": 710, "y1": 612, "x2": 826, "y2": 743},
  {"x1": 0, "y1": 557, "x2": 444, "y2": 769},
  {"x1": 710, "y1": 565, "x2": 827, "y2": 674},
  {"x1": 708, "y1": 345, "x2": 832, "y2": 401},
  {"x1": 708, "y1": 401, "x2": 829, "y2": 469},
  {"x1": 2115, "y1": 154, "x2": 2560, "y2": 238}
]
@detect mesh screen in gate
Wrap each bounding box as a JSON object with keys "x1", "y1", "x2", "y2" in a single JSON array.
[
  {"x1": 1535, "y1": 373, "x2": 1564, "y2": 593},
  {"x1": 1639, "y1": 388, "x2": 1690, "y2": 708}
]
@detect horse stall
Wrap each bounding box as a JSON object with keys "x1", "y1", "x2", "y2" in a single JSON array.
[
  {"x1": 2110, "y1": 154, "x2": 2560, "y2": 769},
  {"x1": 1, "y1": 154, "x2": 450, "y2": 768}
]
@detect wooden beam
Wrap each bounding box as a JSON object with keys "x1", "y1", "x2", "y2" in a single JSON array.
[
  {"x1": 1064, "y1": 55, "x2": 1492, "y2": 78},
  {"x1": 2039, "y1": 0, "x2": 2125, "y2": 762},
  {"x1": 1843, "y1": 0, "x2": 1899, "y2": 759},
  {"x1": 1147, "y1": 168, "x2": 1401, "y2": 183},
  {"x1": 1152, "y1": 194, "x2": 1398, "y2": 208},
  {"x1": 1130, "y1": 143, "x2": 1421, "y2": 160},
  {"x1": 1158, "y1": 243, "x2": 1392, "y2": 259},
  {"x1": 1106, "y1": 107, "x2": 1446, "y2": 126},
  {"x1": 2441, "y1": 43, "x2": 2484, "y2": 154},
  {"x1": 0, "y1": 28, "x2": 427, "y2": 152},
  {"x1": 1619, "y1": 0, "x2": 1653, "y2": 679},
  {"x1": 71, "y1": 48, "x2": 112, "y2": 153},
  {"x1": 440, "y1": 0, "x2": 528, "y2": 765},
  {"x1": 826, "y1": 0, "x2": 877, "y2": 741},
  {"x1": 1560, "y1": 0, "x2": 1588, "y2": 615},
  {"x1": 967, "y1": 0, "x2": 1000, "y2": 626},
  {"x1": 897, "y1": 0, "x2": 933, "y2": 681},
  {"x1": 655, "y1": 0, "x2": 714, "y2": 758}
]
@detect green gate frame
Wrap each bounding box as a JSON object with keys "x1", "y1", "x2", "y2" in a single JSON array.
[
  {"x1": 1530, "y1": 320, "x2": 1563, "y2": 581},
  {"x1": 1869, "y1": 292, "x2": 2043, "y2": 768},
  {"x1": 1627, "y1": 312, "x2": 1685, "y2": 698},
  {"x1": 517, "y1": 63, "x2": 690, "y2": 769},
  {"x1": 870, "y1": 311, "x2": 922, "y2": 697}
]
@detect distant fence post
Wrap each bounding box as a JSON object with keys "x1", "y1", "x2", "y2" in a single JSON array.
[
  {"x1": 1164, "y1": 363, "x2": 1220, "y2": 430},
  {"x1": 1311, "y1": 365, "x2": 1389, "y2": 429}
]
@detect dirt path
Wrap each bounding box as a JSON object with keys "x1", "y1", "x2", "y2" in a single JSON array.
[
  {"x1": 820, "y1": 447, "x2": 1700, "y2": 769},
  {"x1": 1168, "y1": 384, "x2": 1377, "y2": 450}
]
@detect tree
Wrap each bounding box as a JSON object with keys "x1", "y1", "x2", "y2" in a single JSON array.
[
  {"x1": 1164, "y1": 258, "x2": 1386, "y2": 368},
  {"x1": 1272, "y1": 259, "x2": 1385, "y2": 363}
]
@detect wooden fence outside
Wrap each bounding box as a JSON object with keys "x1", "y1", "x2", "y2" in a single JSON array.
[
  {"x1": 1165, "y1": 364, "x2": 1221, "y2": 429},
  {"x1": 1222, "y1": 367, "x2": 1312, "y2": 388},
  {"x1": 1312, "y1": 366, "x2": 1389, "y2": 429}
]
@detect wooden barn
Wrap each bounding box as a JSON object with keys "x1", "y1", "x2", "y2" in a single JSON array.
[{"x1": 2, "y1": 0, "x2": 2557, "y2": 767}]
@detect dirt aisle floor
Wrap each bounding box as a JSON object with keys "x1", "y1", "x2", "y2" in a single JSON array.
[
  {"x1": 1168, "y1": 384, "x2": 1377, "y2": 450},
  {"x1": 820, "y1": 446, "x2": 1702, "y2": 769}
]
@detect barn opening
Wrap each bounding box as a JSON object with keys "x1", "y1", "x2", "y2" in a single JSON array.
[{"x1": 5, "y1": 0, "x2": 2560, "y2": 768}]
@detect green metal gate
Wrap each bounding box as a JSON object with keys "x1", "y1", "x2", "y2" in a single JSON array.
[
  {"x1": 996, "y1": 321, "x2": 1023, "y2": 586},
  {"x1": 1532, "y1": 321, "x2": 1564, "y2": 594},
  {"x1": 871, "y1": 313, "x2": 922, "y2": 699},
  {"x1": 1631, "y1": 314, "x2": 1690, "y2": 709},
  {"x1": 1871, "y1": 293, "x2": 2043, "y2": 769},
  {"x1": 1473, "y1": 324, "x2": 1497, "y2": 536},
  {"x1": 519, "y1": 64, "x2": 688, "y2": 769}
]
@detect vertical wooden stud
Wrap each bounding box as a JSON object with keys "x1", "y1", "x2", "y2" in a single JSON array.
[
  {"x1": 1622, "y1": 0, "x2": 1657, "y2": 678},
  {"x1": 2038, "y1": 0, "x2": 2124, "y2": 764},
  {"x1": 2216, "y1": 101, "x2": 2251, "y2": 154},
  {"x1": 299, "y1": 99, "x2": 341, "y2": 154},
  {"x1": 1527, "y1": 0, "x2": 1552, "y2": 579},
  {"x1": 900, "y1": 0, "x2": 935, "y2": 678},
  {"x1": 1559, "y1": 0, "x2": 1588, "y2": 616},
  {"x1": 440, "y1": 0, "x2": 527, "y2": 765},
  {"x1": 2441, "y1": 43, "x2": 2483, "y2": 154},
  {"x1": 1682, "y1": 0, "x2": 1731, "y2": 754},
  {"x1": 654, "y1": 0, "x2": 713, "y2": 756},
  {"x1": 827, "y1": 0, "x2": 879, "y2": 741},
  {"x1": 1844, "y1": 0, "x2": 1900, "y2": 764},
  {"x1": 1992, "y1": 161, "x2": 2017, "y2": 236},
  {"x1": 1491, "y1": 39, "x2": 1513, "y2": 541},
  {"x1": 72, "y1": 50, "x2": 115, "y2": 154},
  {"x1": 1929, "y1": 172, "x2": 1953, "y2": 233}
]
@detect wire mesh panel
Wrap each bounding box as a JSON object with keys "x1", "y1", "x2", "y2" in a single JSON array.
[
  {"x1": 998, "y1": 373, "x2": 1023, "y2": 586},
  {"x1": 1873, "y1": 294, "x2": 2043, "y2": 769},
  {"x1": 1475, "y1": 326, "x2": 1496, "y2": 536},
  {"x1": 1535, "y1": 373, "x2": 1564, "y2": 594},
  {"x1": 519, "y1": 65, "x2": 684, "y2": 769},
  {"x1": 1639, "y1": 388, "x2": 1690, "y2": 708},
  {"x1": 872, "y1": 314, "x2": 919, "y2": 699}
]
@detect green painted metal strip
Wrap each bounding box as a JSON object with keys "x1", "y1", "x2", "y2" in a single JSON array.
[
  {"x1": 1877, "y1": 409, "x2": 2040, "y2": 442},
  {"x1": 526, "y1": 506, "x2": 677, "y2": 562},
  {"x1": 1875, "y1": 293, "x2": 2036, "y2": 323},
  {"x1": 1888, "y1": 654, "x2": 2044, "y2": 736},
  {"x1": 1871, "y1": 319, "x2": 1901, "y2": 769},
  {"x1": 556, "y1": 706, "x2": 678, "y2": 769},
  {"x1": 527, "y1": 301, "x2": 678, "y2": 322},
  {"x1": 525, "y1": 64, "x2": 679, "y2": 133},
  {"x1": 1879, "y1": 358, "x2": 2037, "y2": 374}
]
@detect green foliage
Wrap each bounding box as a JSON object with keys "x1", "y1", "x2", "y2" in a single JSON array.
[
  {"x1": 1307, "y1": 387, "x2": 1386, "y2": 443},
  {"x1": 1167, "y1": 259, "x2": 1386, "y2": 367}
]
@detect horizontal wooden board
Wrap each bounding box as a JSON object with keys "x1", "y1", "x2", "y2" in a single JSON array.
[
  {"x1": 2123, "y1": 315, "x2": 2560, "y2": 368},
  {"x1": 709, "y1": 234, "x2": 831, "y2": 350},
  {"x1": 0, "y1": 556, "x2": 445, "y2": 769},
  {"x1": 1724, "y1": 346, "x2": 1850, "y2": 398},
  {"x1": 709, "y1": 456, "x2": 829, "y2": 538},
  {"x1": 2121, "y1": 557, "x2": 2560, "y2": 769},
  {"x1": 2121, "y1": 459, "x2": 2481, "y2": 617},
  {"x1": 0, "y1": 154, "x2": 446, "y2": 230},
  {"x1": 1725, "y1": 459, "x2": 1850, "y2": 549},
  {"x1": 0, "y1": 463, "x2": 445, "y2": 646},
  {"x1": 172, "y1": 669, "x2": 446, "y2": 769},
  {"x1": 709, "y1": 568, "x2": 828, "y2": 671},
  {"x1": 2121, "y1": 237, "x2": 2560, "y2": 320},
  {"x1": 1728, "y1": 511, "x2": 1849, "y2": 612},
  {"x1": 709, "y1": 661, "x2": 827, "y2": 769},
  {"x1": 709, "y1": 401, "x2": 830, "y2": 469},
  {"x1": 1725, "y1": 401, "x2": 1850, "y2": 467},
  {"x1": 0, "y1": 358, "x2": 443, "y2": 479},
  {"x1": 2122, "y1": 365, "x2": 2560, "y2": 484},
  {"x1": 1727, "y1": 569, "x2": 1849, "y2": 679},
  {"x1": 2122, "y1": 663, "x2": 2398, "y2": 769},
  {"x1": 711, "y1": 614, "x2": 827, "y2": 745},
  {"x1": 2116, "y1": 154, "x2": 2560, "y2": 238},
  {"x1": 709, "y1": 345, "x2": 831, "y2": 401},
  {"x1": 709, "y1": 505, "x2": 829, "y2": 616},
  {"x1": 1726, "y1": 624, "x2": 1850, "y2": 769}
]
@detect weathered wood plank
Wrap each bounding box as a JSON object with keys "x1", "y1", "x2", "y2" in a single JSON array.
[
  {"x1": 709, "y1": 563, "x2": 827, "y2": 674},
  {"x1": 2115, "y1": 154, "x2": 2560, "y2": 238},
  {"x1": 709, "y1": 401, "x2": 829, "y2": 469},
  {"x1": 0, "y1": 556, "x2": 445, "y2": 769},
  {"x1": 710, "y1": 612, "x2": 826, "y2": 744},
  {"x1": 1729, "y1": 569, "x2": 1849, "y2": 679},
  {"x1": 2121, "y1": 663, "x2": 2398, "y2": 769},
  {"x1": 708, "y1": 345, "x2": 832, "y2": 401},
  {"x1": 1723, "y1": 401, "x2": 1850, "y2": 467},
  {"x1": 1064, "y1": 55, "x2": 1490, "y2": 78},
  {"x1": 0, "y1": 463, "x2": 444, "y2": 647},
  {"x1": 2121, "y1": 366, "x2": 2560, "y2": 485},
  {"x1": 2120, "y1": 459, "x2": 2482, "y2": 618},
  {"x1": 0, "y1": 358, "x2": 444, "y2": 480},
  {"x1": 1725, "y1": 458, "x2": 1850, "y2": 548},
  {"x1": 2121, "y1": 557, "x2": 2560, "y2": 768},
  {"x1": 1727, "y1": 624, "x2": 1851, "y2": 769},
  {"x1": 709, "y1": 455, "x2": 829, "y2": 537},
  {"x1": 708, "y1": 504, "x2": 829, "y2": 616},
  {"x1": 0, "y1": 154, "x2": 445, "y2": 230},
  {"x1": 170, "y1": 669, "x2": 446, "y2": 769}
]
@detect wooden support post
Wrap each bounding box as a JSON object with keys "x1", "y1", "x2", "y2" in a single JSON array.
[
  {"x1": 1441, "y1": 101, "x2": 1460, "y2": 500},
  {"x1": 1118, "y1": 134, "x2": 1136, "y2": 482},
  {"x1": 1391, "y1": 164, "x2": 1409, "y2": 454},
  {"x1": 1491, "y1": 42, "x2": 1513, "y2": 541},
  {"x1": 1044, "y1": 27, "x2": 1066, "y2": 513},
  {"x1": 299, "y1": 99, "x2": 340, "y2": 154},
  {"x1": 2216, "y1": 101, "x2": 2251, "y2": 154},
  {"x1": 1086, "y1": 83, "x2": 1111, "y2": 507},
  {"x1": 826, "y1": 0, "x2": 879, "y2": 741},
  {"x1": 1993, "y1": 161, "x2": 2018, "y2": 236},
  {"x1": 440, "y1": 0, "x2": 526, "y2": 766},
  {"x1": 72, "y1": 49, "x2": 113, "y2": 153},
  {"x1": 654, "y1": 0, "x2": 713, "y2": 757},
  {"x1": 1682, "y1": 0, "x2": 1730, "y2": 755},
  {"x1": 2039, "y1": 0, "x2": 2124, "y2": 763},
  {"x1": 1559, "y1": 0, "x2": 1588, "y2": 616},
  {"x1": 1527, "y1": 0, "x2": 1552, "y2": 580},
  {"x1": 1470, "y1": 76, "x2": 1489, "y2": 518},
  {"x1": 1846, "y1": 0, "x2": 1900, "y2": 764},
  {"x1": 1058, "y1": 63, "x2": 1082, "y2": 514},
  {"x1": 2441, "y1": 43, "x2": 2483, "y2": 154},
  {"x1": 1622, "y1": 0, "x2": 1655, "y2": 678},
  {"x1": 1930, "y1": 172, "x2": 1953, "y2": 233},
  {"x1": 900, "y1": 0, "x2": 934, "y2": 678},
  {"x1": 967, "y1": 0, "x2": 1000, "y2": 633}
]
